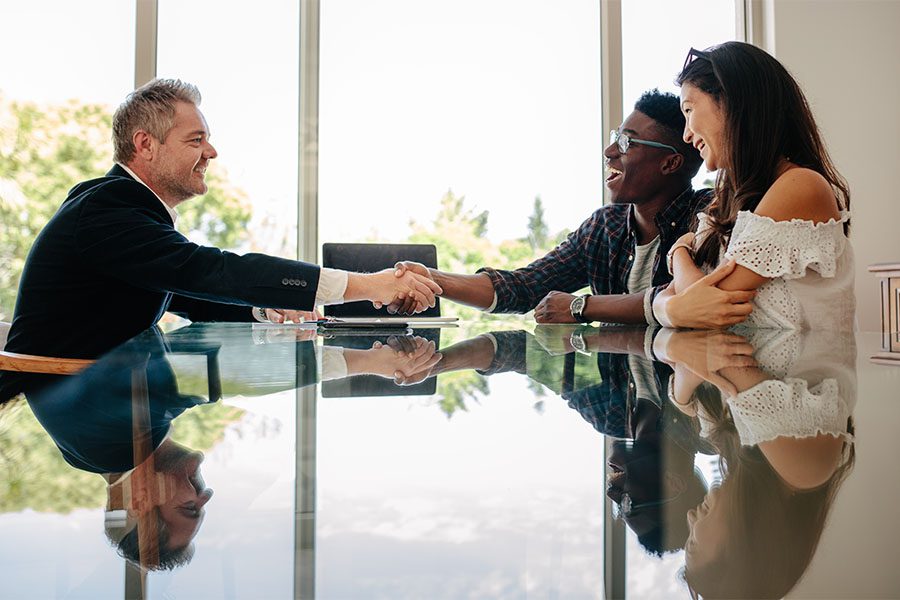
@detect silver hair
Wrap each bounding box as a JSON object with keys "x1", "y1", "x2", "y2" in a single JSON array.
[{"x1": 112, "y1": 78, "x2": 202, "y2": 164}]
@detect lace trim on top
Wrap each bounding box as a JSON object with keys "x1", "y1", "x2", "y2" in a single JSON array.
[
  {"x1": 724, "y1": 210, "x2": 850, "y2": 280},
  {"x1": 728, "y1": 377, "x2": 853, "y2": 447}
]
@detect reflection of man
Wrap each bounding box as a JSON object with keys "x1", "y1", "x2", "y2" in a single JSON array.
[
  {"x1": 386, "y1": 90, "x2": 748, "y2": 326},
  {"x1": 2, "y1": 78, "x2": 439, "y2": 366},
  {"x1": 104, "y1": 438, "x2": 212, "y2": 570}
]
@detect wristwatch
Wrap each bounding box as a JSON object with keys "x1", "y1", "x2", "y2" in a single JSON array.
[
  {"x1": 569, "y1": 294, "x2": 591, "y2": 323},
  {"x1": 569, "y1": 329, "x2": 591, "y2": 355}
]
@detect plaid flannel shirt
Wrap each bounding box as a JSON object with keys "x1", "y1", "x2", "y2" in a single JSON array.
[{"x1": 478, "y1": 188, "x2": 713, "y2": 314}]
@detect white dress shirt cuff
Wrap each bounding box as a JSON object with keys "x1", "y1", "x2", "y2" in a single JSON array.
[
  {"x1": 318, "y1": 345, "x2": 348, "y2": 381},
  {"x1": 316, "y1": 268, "x2": 349, "y2": 306}
]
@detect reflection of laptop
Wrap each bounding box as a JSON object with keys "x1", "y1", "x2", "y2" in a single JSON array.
[{"x1": 322, "y1": 243, "x2": 442, "y2": 318}]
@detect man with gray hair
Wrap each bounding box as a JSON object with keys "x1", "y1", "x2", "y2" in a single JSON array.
[{"x1": 1, "y1": 79, "x2": 440, "y2": 370}]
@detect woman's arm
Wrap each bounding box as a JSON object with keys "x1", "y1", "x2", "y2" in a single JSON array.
[{"x1": 715, "y1": 167, "x2": 840, "y2": 292}]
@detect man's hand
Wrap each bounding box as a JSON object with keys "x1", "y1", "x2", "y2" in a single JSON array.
[
  {"x1": 367, "y1": 336, "x2": 443, "y2": 383},
  {"x1": 533, "y1": 291, "x2": 578, "y2": 323},
  {"x1": 654, "y1": 260, "x2": 755, "y2": 329},
  {"x1": 365, "y1": 267, "x2": 442, "y2": 314},
  {"x1": 374, "y1": 261, "x2": 435, "y2": 315},
  {"x1": 264, "y1": 308, "x2": 322, "y2": 323}
]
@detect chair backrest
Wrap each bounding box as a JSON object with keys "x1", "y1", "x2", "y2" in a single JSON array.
[
  {"x1": 321, "y1": 243, "x2": 441, "y2": 318},
  {"x1": 0, "y1": 322, "x2": 94, "y2": 375},
  {"x1": 0, "y1": 350, "x2": 94, "y2": 375}
]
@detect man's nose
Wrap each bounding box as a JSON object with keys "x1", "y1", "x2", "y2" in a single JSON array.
[
  {"x1": 196, "y1": 487, "x2": 213, "y2": 508},
  {"x1": 603, "y1": 140, "x2": 619, "y2": 159},
  {"x1": 204, "y1": 142, "x2": 218, "y2": 159}
]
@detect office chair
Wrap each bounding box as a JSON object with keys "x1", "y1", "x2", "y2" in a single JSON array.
[
  {"x1": 321, "y1": 242, "x2": 441, "y2": 318},
  {"x1": 0, "y1": 321, "x2": 94, "y2": 375}
]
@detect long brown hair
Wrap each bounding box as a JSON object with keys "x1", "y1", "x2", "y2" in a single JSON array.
[
  {"x1": 684, "y1": 384, "x2": 855, "y2": 599},
  {"x1": 676, "y1": 42, "x2": 851, "y2": 268}
]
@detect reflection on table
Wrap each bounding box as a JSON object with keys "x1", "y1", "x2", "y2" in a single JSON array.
[{"x1": 1, "y1": 321, "x2": 896, "y2": 599}]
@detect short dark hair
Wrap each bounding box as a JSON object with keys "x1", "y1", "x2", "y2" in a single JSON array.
[{"x1": 634, "y1": 89, "x2": 704, "y2": 178}]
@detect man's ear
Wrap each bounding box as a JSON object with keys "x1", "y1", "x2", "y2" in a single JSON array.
[
  {"x1": 133, "y1": 130, "x2": 156, "y2": 161},
  {"x1": 660, "y1": 152, "x2": 684, "y2": 175}
]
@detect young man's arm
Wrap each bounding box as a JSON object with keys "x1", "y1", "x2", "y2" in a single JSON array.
[{"x1": 532, "y1": 290, "x2": 648, "y2": 324}]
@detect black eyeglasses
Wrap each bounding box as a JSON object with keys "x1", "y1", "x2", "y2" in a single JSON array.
[
  {"x1": 609, "y1": 130, "x2": 680, "y2": 155},
  {"x1": 682, "y1": 47, "x2": 710, "y2": 73}
]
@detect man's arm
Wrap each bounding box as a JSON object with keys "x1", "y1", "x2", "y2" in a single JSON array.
[
  {"x1": 533, "y1": 291, "x2": 648, "y2": 324},
  {"x1": 388, "y1": 213, "x2": 602, "y2": 315},
  {"x1": 427, "y1": 270, "x2": 496, "y2": 310}
]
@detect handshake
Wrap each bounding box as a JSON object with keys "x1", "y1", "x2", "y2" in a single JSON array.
[
  {"x1": 370, "y1": 261, "x2": 435, "y2": 315},
  {"x1": 262, "y1": 262, "x2": 439, "y2": 324}
]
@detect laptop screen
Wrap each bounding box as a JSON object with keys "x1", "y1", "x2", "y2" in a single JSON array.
[{"x1": 321, "y1": 243, "x2": 441, "y2": 318}]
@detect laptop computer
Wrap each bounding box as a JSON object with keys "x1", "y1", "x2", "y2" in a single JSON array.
[{"x1": 322, "y1": 243, "x2": 443, "y2": 319}]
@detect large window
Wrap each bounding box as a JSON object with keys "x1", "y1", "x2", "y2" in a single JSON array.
[
  {"x1": 318, "y1": 0, "x2": 604, "y2": 317},
  {"x1": 0, "y1": 1, "x2": 135, "y2": 320},
  {"x1": 620, "y1": 3, "x2": 738, "y2": 597},
  {"x1": 622, "y1": 0, "x2": 738, "y2": 191},
  {"x1": 157, "y1": 0, "x2": 300, "y2": 259}
]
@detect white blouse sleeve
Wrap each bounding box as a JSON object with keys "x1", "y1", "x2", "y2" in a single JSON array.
[
  {"x1": 725, "y1": 210, "x2": 850, "y2": 280},
  {"x1": 727, "y1": 378, "x2": 853, "y2": 447}
]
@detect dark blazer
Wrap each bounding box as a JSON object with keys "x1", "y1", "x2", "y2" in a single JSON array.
[{"x1": 4, "y1": 165, "x2": 321, "y2": 362}]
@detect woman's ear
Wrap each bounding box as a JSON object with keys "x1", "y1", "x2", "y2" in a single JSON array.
[{"x1": 661, "y1": 152, "x2": 685, "y2": 175}]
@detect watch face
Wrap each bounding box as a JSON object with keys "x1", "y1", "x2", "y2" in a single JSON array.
[
  {"x1": 571, "y1": 296, "x2": 585, "y2": 316},
  {"x1": 570, "y1": 331, "x2": 587, "y2": 352}
]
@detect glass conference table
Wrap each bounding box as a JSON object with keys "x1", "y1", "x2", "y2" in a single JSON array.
[{"x1": 0, "y1": 319, "x2": 898, "y2": 599}]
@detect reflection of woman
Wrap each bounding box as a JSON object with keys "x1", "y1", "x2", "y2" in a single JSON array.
[
  {"x1": 654, "y1": 42, "x2": 855, "y2": 330},
  {"x1": 657, "y1": 328, "x2": 856, "y2": 599}
]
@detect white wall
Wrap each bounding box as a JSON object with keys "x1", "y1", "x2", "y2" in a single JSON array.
[
  {"x1": 760, "y1": 0, "x2": 900, "y2": 332},
  {"x1": 757, "y1": 5, "x2": 900, "y2": 599}
]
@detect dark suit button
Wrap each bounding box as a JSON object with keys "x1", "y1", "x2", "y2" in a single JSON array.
[
  {"x1": 300, "y1": 280, "x2": 307, "y2": 288},
  {"x1": 282, "y1": 278, "x2": 289, "y2": 285}
]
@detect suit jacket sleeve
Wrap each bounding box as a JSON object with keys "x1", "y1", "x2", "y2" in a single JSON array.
[
  {"x1": 166, "y1": 294, "x2": 257, "y2": 322},
  {"x1": 74, "y1": 179, "x2": 320, "y2": 310}
]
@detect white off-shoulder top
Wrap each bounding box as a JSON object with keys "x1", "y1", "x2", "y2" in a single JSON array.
[{"x1": 694, "y1": 210, "x2": 856, "y2": 330}]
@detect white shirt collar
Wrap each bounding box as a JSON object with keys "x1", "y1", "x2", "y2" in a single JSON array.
[{"x1": 116, "y1": 163, "x2": 178, "y2": 224}]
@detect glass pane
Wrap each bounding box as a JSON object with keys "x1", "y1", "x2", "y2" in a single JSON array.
[
  {"x1": 0, "y1": 0, "x2": 135, "y2": 321},
  {"x1": 157, "y1": 0, "x2": 300, "y2": 259},
  {"x1": 622, "y1": 0, "x2": 737, "y2": 190},
  {"x1": 319, "y1": 0, "x2": 603, "y2": 318},
  {"x1": 620, "y1": 6, "x2": 737, "y2": 596}
]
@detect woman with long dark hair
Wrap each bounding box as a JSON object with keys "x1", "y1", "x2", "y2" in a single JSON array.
[{"x1": 654, "y1": 42, "x2": 855, "y2": 330}]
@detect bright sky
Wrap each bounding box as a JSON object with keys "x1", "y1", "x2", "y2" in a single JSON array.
[{"x1": 1, "y1": 0, "x2": 734, "y2": 250}]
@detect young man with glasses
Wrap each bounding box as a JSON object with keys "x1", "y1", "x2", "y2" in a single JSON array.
[{"x1": 388, "y1": 90, "x2": 751, "y2": 326}]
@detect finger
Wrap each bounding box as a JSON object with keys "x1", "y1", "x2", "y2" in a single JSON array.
[
  {"x1": 417, "y1": 352, "x2": 443, "y2": 372},
  {"x1": 372, "y1": 341, "x2": 383, "y2": 349},
  {"x1": 727, "y1": 290, "x2": 756, "y2": 304},
  {"x1": 399, "y1": 295, "x2": 417, "y2": 315},
  {"x1": 698, "y1": 259, "x2": 737, "y2": 285},
  {"x1": 410, "y1": 272, "x2": 442, "y2": 295},
  {"x1": 373, "y1": 301, "x2": 384, "y2": 309},
  {"x1": 727, "y1": 303, "x2": 754, "y2": 317},
  {"x1": 393, "y1": 262, "x2": 408, "y2": 277},
  {"x1": 725, "y1": 355, "x2": 758, "y2": 368},
  {"x1": 407, "y1": 291, "x2": 429, "y2": 312},
  {"x1": 405, "y1": 277, "x2": 434, "y2": 303}
]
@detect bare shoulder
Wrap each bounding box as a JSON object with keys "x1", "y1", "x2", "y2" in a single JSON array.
[{"x1": 755, "y1": 166, "x2": 841, "y2": 224}]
